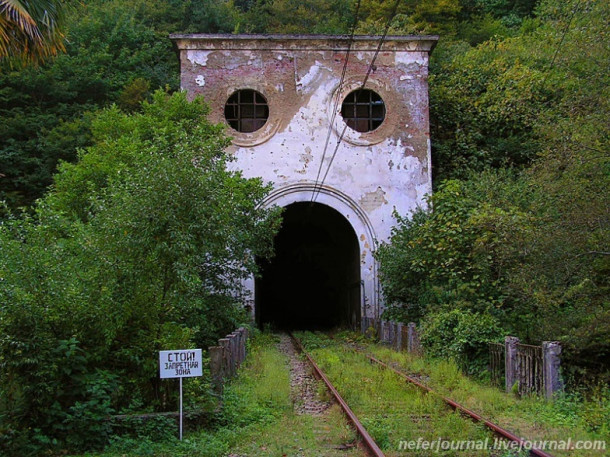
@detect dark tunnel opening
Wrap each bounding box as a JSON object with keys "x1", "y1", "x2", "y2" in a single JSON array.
[{"x1": 255, "y1": 202, "x2": 361, "y2": 330}]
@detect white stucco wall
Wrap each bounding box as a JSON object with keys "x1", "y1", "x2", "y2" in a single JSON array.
[{"x1": 171, "y1": 34, "x2": 438, "y2": 320}]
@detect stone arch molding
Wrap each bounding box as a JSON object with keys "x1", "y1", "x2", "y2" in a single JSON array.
[{"x1": 259, "y1": 182, "x2": 380, "y2": 317}]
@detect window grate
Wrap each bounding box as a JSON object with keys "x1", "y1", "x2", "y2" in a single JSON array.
[
  {"x1": 341, "y1": 89, "x2": 385, "y2": 132},
  {"x1": 224, "y1": 89, "x2": 269, "y2": 133}
]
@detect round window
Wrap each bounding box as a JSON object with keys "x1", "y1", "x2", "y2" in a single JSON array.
[
  {"x1": 340, "y1": 89, "x2": 385, "y2": 133},
  {"x1": 224, "y1": 89, "x2": 269, "y2": 133}
]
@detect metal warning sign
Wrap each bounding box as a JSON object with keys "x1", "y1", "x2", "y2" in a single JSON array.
[{"x1": 159, "y1": 349, "x2": 202, "y2": 379}]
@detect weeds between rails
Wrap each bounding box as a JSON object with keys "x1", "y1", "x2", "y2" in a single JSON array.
[
  {"x1": 289, "y1": 332, "x2": 387, "y2": 457},
  {"x1": 293, "y1": 331, "x2": 499, "y2": 457},
  {"x1": 298, "y1": 330, "x2": 609, "y2": 457},
  {"x1": 341, "y1": 339, "x2": 554, "y2": 457}
]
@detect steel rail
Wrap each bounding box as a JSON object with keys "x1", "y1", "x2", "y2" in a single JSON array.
[
  {"x1": 289, "y1": 333, "x2": 386, "y2": 457},
  {"x1": 352, "y1": 346, "x2": 555, "y2": 457}
]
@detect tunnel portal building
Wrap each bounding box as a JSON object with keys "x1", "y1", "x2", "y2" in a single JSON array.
[{"x1": 171, "y1": 34, "x2": 438, "y2": 329}]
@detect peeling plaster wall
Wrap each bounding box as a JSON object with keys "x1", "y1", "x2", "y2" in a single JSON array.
[{"x1": 171, "y1": 34, "x2": 438, "y2": 320}]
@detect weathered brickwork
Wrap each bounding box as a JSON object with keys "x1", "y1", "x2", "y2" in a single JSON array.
[{"x1": 171, "y1": 34, "x2": 438, "y2": 320}]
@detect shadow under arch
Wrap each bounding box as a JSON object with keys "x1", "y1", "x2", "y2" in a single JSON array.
[{"x1": 255, "y1": 183, "x2": 379, "y2": 330}]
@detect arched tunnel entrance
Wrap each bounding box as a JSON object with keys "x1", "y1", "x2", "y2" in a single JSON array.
[{"x1": 256, "y1": 202, "x2": 361, "y2": 330}]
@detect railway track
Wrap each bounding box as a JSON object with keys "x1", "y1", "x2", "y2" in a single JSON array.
[
  {"x1": 289, "y1": 332, "x2": 386, "y2": 457},
  {"x1": 345, "y1": 341, "x2": 556, "y2": 457},
  {"x1": 289, "y1": 331, "x2": 556, "y2": 457}
]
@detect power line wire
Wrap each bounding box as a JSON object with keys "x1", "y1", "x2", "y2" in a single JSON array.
[
  {"x1": 311, "y1": 0, "x2": 401, "y2": 204},
  {"x1": 310, "y1": 0, "x2": 362, "y2": 203}
]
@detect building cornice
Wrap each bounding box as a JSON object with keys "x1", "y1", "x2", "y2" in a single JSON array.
[{"x1": 170, "y1": 34, "x2": 439, "y2": 53}]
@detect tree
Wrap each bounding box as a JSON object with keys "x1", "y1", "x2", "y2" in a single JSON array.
[
  {"x1": 0, "y1": 0, "x2": 245, "y2": 210},
  {"x1": 0, "y1": 0, "x2": 180, "y2": 209},
  {"x1": 0, "y1": 0, "x2": 70, "y2": 65},
  {"x1": 0, "y1": 91, "x2": 281, "y2": 454},
  {"x1": 240, "y1": 0, "x2": 353, "y2": 34}
]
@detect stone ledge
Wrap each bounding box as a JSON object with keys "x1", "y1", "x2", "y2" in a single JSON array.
[{"x1": 170, "y1": 34, "x2": 439, "y2": 53}]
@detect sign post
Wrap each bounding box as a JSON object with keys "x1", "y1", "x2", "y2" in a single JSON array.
[
  {"x1": 179, "y1": 377, "x2": 183, "y2": 440},
  {"x1": 159, "y1": 349, "x2": 203, "y2": 440}
]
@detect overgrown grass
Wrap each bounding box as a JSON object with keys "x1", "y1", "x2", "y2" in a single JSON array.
[
  {"x1": 332, "y1": 331, "x2": 610, "y2": 457},
  {"x1": 296, "y1": 331, "x2": 498, "y2": 457},
  {"x1": 73, "y1": 332, "x2": 364, "y2": 456},
  {"x1": 68, "y1": 330, "x2": 608, "y2": 456}
]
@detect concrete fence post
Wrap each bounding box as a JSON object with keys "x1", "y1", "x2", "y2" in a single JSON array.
[
  {"x1": 400, "y1": 324, "x2": 408, "y2": 350},
  {"x1": 396, "y1": 323, "x2": 404, "y2": 351},
  {"x1": 209, "y1": 328, "x2": 251, "y2": 396},
  {"x1": 542, "y1": 341, "x2": 562, "y2": 399},
  {"x1": 230, "y1": 333, "x2": 239, "y2": 374},
  {"x1": 235, "y1": 330, "x2": 241, "y2": 367},
  {"x1": 230, "y1": 334, "x2": 237, "y2": 376},
  {"x1": 388, "y1": 322, "x2": 396, "y2": 346},
  {"x1": 234, "y1": 331, "x2": 242, "y2": 368},
  {"x1": 243, "y1": 327, "x2": 249, "y2": 361},
  {"x1": 238, "y1": 327, "x2": 246, "y2": 365},
  {"x1": 382, "y1": 320, "x2": 391, "y2": 343},
  {"x1": 209, "y1": 346, "x2": 224, "y2": 393},
  {"x1": 239, "y1": 330, "x2": 245, "y2": 365},
  {"x1": 227, "y1": 335, "x2": 234, "y2": 377},
  {"x1": 407, "y1": 322, "x2": 416, "y2": 353},
  {"x1": 219, "y1": 338, "x2": 231, "y2": 377},
  {"x1": 505, "y1": 336, "x2": 520, "y2": 393},
  {"x1": 365, "y1": 317, "x2": 377, "y2": 339}
]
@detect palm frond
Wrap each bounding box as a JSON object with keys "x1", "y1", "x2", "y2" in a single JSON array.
[{"x1": 0, "y1": 0, "x2": 68, "y2": 66}]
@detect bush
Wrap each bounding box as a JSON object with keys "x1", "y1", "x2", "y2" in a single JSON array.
[
  {"x1": 0, "y1": 90, "x2": 280, "y2": 455},
  {"x1": 378, "y1": 162, "x2": 609, "y2": 381},
  {"x1": 377, "y1": 174, "x2": 526, "y2": 322},
  {"x1": 420, "y1": 308, "x2": 504, "y2": 376}
]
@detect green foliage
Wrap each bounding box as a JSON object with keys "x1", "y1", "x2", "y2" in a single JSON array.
[
  {"x1": 0, "y1": 91, "x2": 280, "y2": 454},
  {"x1": 294, "y1": 330, "x2": 334, "y2": 349},
  {"x1": 239, "y1": 0, "x2": 354, "y2": 34},
  {"x1": 0, "y1": 0, "x2": 72, "y2": 66},
  {"x1": 1, "y1": 0, "x2": 608, "y2": 449},
  {"x1": 0, "y1": 0, "x2": 242, "y2": 210},
  {"x1": 430, "y1": 37, "x2": 547, "y2": 179},
  {"x1": 419, "y1": 308, "x2": 503, "y2": 375},
  {"x1": 117, "y1": 77, "x2": 151, "y2": 112},
  {"x1": 378, "y1": 161, "x2": 608, "y2": 378},
  {"x1": 460, "y1": 0, "x2": 538, "y2": 26},
  {"x1": 379, "y1": 0, "x2": 609, "y2": 382},
  {"x1": 357, "y1": 0, "x2": 462, "y2": 35},
  {"x1": 377, "y1": 173, "x2": 528, "y2": 322},
  {"x1": 356, "y1": 335, "x2": 610, "y2": 449},
  {"x1": 430, "y1": 0, "x2": 609, "y2": 181},
  {"x1": 112, "y1": 414, "x2": 177, "y2": 444},
  {"x1": 0, "y1": 0, "x2": 560, "y2": 209},
  {"x1": 304, "y1": 336, "x2": 496, "y2": 453},
  {"x1": 0, "y1": 0, "x2": 178, "y2": 209},
  {"x1": 90, "y1": 332, "x2": 359, "y2": 456}
]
